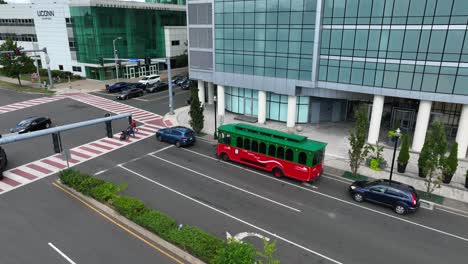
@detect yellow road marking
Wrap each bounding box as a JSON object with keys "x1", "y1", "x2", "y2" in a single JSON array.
[{"x1": 52, "y1": 182, "x2": 185, "y2": 264}]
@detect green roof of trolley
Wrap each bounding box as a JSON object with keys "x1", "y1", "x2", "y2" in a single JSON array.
[{"x1": 218, "y1": 123, "x2": 327, "y2": 152}]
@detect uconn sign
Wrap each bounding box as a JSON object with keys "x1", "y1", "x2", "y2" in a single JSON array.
[{"x1": 36, "y1": 10, "x2": 54, "y2": 20}]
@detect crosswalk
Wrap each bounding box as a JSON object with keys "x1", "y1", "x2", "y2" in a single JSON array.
[{"x1": 0, "y1": 92, "x2": 169, "y2": 195}]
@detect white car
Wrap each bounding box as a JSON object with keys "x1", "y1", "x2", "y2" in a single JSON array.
[{"x1": 138, "y1": 74, "x2": 161, "y2": 86}]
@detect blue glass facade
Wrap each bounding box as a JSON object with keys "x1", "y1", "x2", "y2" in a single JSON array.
[
  {"x1": 318, "y1": 0, "x2": 468, "y2": 95},
  {"x1": 214, "y1": 0, "x2": 317, "y2": 80}
]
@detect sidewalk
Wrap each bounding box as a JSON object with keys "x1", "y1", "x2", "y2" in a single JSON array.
[{"x1": 164, "y1": 104, "x2": 468, "y2": 211}]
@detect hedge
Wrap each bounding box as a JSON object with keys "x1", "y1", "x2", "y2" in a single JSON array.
[{"x1": 58, "y1": 169, "x2": 245, "y2": 263}]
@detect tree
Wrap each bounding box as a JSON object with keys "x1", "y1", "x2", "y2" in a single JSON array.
[
  {"x1": 256, "y1": 239, "x2": 280, "y2": 264},
  {"x1": 348, "y1": 104, "x2": 369, "y2": 177},
  {"x1": 397, "y1": 133, "x2": 410, "y2": 172},
  {"x1": 422, "y1": 121, "x2": 447, "y2": 196},
  {"x1": 0, "y1": 38, "x2": 35, "y2": 86},
  {"x1": 189, "y1": 85, "x2": 204, "y2": 133},
  {"x1": 441, "y1": 142, "x2": 458, "y2": 183},
  {"x1": 0, "y1": 0, "x2": 7, "y2": 4}
]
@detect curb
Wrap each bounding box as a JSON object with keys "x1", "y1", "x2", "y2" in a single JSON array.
[{"x1": 56, "y1": 180, "x2": 206, "y2": 264}]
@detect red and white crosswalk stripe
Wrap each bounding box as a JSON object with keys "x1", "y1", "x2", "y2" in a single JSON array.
[
  {"x1": 64, "y1": 93, "x2": 163, "y2": 125},
  {"x1": 0, "y1": 96, "x2": 66, "y2": 114},
  {"x1": 0, "y1": 123, "x2": 163, "y2": 195}
]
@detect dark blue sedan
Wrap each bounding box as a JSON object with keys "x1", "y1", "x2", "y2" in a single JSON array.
[
  {"x1": 106, "y1": 82, "x2": 129, "y2": 93},
  {"x1": 349, "y1": 179, "x2": 420, "y2": 215},
  {"x1": 156, "y1": 126, "x2": 196, "y2": 147}
]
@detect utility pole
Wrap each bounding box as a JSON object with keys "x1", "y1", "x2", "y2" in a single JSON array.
[
  {"x1": 113, "y1": 37, "x2": 122, "y2": 81},
  {"x1": 167, "y1": 57, "x2": 174, "y2": 114}
]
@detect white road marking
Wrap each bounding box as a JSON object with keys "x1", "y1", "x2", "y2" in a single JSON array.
[
  {"x1": 149, "y1": 154, "x2": 301, "y2": 212},
  {"x1": 118, "y1": 165, "x2": 341, "y2": 264},
  {"x1": 48, "y1": 242, "x2": 77, "y2": 264},
  {"x1": 133, "y1": 98, "x2": 150, "y2": 102},
  {"x1": 92, "y1": 92, "x2": 116, "y2": 97},
  {"x1": 325, "y1": 153, "x2": 347, "y2": 160},
  {"x1": 436, "y1": 208, "x2": 468, "y2": 219},
  {"x1": 94, "y1": 169, "x2": 108, "y2": 176},
  {"x1": 181, "y1": 148, "x2": 319, "y2": 189},
  {"x1": 182, "y1": 147, "x2": 468, "y2": 242},
  {"x1": 322, "y1": 174, "x2": 353, "y2": 184}
]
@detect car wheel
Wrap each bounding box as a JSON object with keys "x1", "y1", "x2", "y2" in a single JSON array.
[
  {"x1": 220, "y1": 152, "x2": 229, "y2": 161},
  {"x1": 394, "y1": 204, "x2": 407, "y2": 215},
  {"x1": 175, "y1": 141, "x2": 181, "y2": 148},
  {"x1": 353, "y1": 193, "x2": 364, "y2": 202},
  {"x1": 157, "y1": 135, "x2": 163, "y2": 142},
  {"x1": 272, "y1": 168, "x2": 283, "y2": 178}
]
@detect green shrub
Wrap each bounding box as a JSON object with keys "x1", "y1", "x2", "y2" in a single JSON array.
[
  {"x1": 76, "y1": 176, "x2": 105, "y2": 195},
  {"x1": 133, "y1": 210, "x2": 177, "y2": 240},
  {"x1": 59, "y1": 169, "x2": 88, "y2": 189},
  {"x1": 112, "y1": 195, "x2": 147, "y2": 219},
  {"x1": 91, "y1": 182, "x2": 124, "y2": 202},
  {"x1": 167, "y1": 226, "x2": 225, "y2": 263},
  {"x1": 442, "y1": 142, "x2": 458, "y2": 176},
  {"x1": 212, "y1": 240, "x2": 256, "y2": 264},
  {"x1": 397, "y1": 133, "x2": 410, "y2": 164}
]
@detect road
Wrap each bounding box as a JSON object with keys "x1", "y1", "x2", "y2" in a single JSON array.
[{"x1": 2, "y1": 87, "x2": 468, "y2": 263}]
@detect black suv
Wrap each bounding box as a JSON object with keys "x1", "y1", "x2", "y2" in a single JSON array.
[{"x1": 349, "y1": 179, "x2": 420, "y2": 215}]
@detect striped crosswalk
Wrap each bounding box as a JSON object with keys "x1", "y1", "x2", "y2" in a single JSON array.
[{"x1": 0, "y1": 92, "x2": 170, "y2": 195}]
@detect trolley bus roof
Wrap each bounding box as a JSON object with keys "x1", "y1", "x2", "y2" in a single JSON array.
[{"x1": 218, "y1": 123, "x2": 327, "y2": 151}]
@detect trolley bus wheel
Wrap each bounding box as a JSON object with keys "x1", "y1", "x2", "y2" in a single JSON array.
[
  {"x1": 220, "y1": 152, "x2": 229, "y2": 161},
  {"x1": 272, "y1": 168, "x2": 283, "y2": 178}
]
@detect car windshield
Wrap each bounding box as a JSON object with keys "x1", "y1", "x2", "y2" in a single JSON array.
[
  {"x1": 17, "y1": 119, "x2": 33, "y2": 126},
  {"x1": 184, "y1": 131, "x2": 194, "y2": 137},
  {"x1": 142, "y1": 77, "x2": 148, "y2": 80}
]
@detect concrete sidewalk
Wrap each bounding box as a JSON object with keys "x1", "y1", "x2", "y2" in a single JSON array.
[{"x1": 164, "y1": 104, "x2": 468, "y2": 211}]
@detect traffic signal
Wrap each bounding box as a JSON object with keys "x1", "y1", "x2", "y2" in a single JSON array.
[
  {"x1": 52, "y1": 133, "x2": 62, "y2": 154},
  {"x1": 99, "y1": 57, "x2": 104, "y2": 66},
  {"x1": 14, "y1": 48, "x2": 21, "y2": 56},
  {"x1": 104, "y1": 113, "x2": 113, "y2": 138}
]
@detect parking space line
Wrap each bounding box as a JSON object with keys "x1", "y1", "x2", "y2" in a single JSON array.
[
  {"x1": 53, "y1": 182, "x2": 185, "y2": 264},
  {"x1": 118, "y1": 165, "x2": 341, "y2": 264},
  {"x1": 48, "y1": 242, "x2": 77, "y2": 264},
  {"x1": 149, "y1": 154, "x2": 301, "y2": 212},
  {"x1": 436, "y1": 207, "x2": 468, "y2": 219},
  {"x1": 180, "y1": 147, "x2": 468, "y2": 242}
]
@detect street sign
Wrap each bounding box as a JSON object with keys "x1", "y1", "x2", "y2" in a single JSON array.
[{"x1": 61, "y1": 149, "x2": 71, "y2": 161}]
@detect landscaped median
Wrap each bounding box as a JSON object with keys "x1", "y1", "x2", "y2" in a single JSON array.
[{"x1": 58, "y1": 169, "x2": 277, "y2": 264}]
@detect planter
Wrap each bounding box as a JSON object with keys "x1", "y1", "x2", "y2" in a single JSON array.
[
  {"x1": 442, "y1": 173, "x2": 453, "y2": 184},
  {"x1": 397, "y1": 162, "x2": 407, "y2": 173},
  {"x1": 418, "y1": 167, "x2": 426, "y2": 178}
]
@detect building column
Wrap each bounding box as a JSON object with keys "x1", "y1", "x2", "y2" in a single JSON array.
[
  {"x1": 207, "y1": 82, "x2": 214, "y2": 104},
  {"x1": 197, "y1": 80, "x2": 205, "y2": 106},
  {"x1": 217, "y1": 85, "x2": 225, "y2": 117},
  {"x1": 412, "y1": 100, "x2": 432, "y2": 152},
  {"x1": 287, "y1": 95, "x2": 297, "y2": 130},
  {"x1": 456, "y1": 104, "x2": 468, "y2": 158},
  {"x1": 258, "y1": 90, "x2": 267, "y2": 124},
  {"x1": 367, "y1": 95, "x2": 385, "y2": 145}
]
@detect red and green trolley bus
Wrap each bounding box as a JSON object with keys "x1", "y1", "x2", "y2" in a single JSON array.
[{"x1": 217, "y1": 123, "x2": 327, "y2": 182}]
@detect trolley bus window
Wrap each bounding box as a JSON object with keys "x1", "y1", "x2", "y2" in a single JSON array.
[
  {"x1": 251, "y1": 140, "x2": 259, "y2": 152},
  {"x1": 277, "y1": 147, "x2": 284, "y2": 160},
  {"x1": 312, "y1": 149, "x2": 324, "y2": 166},
  {"x1": 268, "y1": 145, "x2": 276, "y2": 156},
  {"x1": 286, "y1": 149, "x2": 294, "y2": 161},
  {"x1": 236, "y1": 136, "x2": 243, "y2": 148},
  {"x1": 223, "y1": 133, "x2": 231, "y2": 145},
  {"x1": 259, "y1": 142, "x2": 267, "y2": 154},
  {"x1": 244, "y1": 138, "x2": 251, "y2": 150},
  {"x1": 298, "y1": 152, "x2": 307, "y2": 165}
]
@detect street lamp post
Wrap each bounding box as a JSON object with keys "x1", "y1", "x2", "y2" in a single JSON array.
[
  {"x1": 389, "y1": 128, "x2": 401, "y2": 184},
  {"x1": 113, "y1": 37, "x2": 122, "y2": 81},
  {"x1": 214, "y1": 95, "x2": 218, "y2": 139}
]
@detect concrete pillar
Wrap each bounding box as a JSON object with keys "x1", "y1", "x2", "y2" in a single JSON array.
[
  {"x1": 287, "y1": 95, "x2": 297, "y2": 129},
  {"x1": 217, "y1": 85, "x2": 225, "y2": 116},
  {"x1": 197, "y1": 80, "x2": 205, "y2": 106},
  {"x1": 367, "y1": 95, "x2": 385, "y2": 145},
  {"x1": 258, "y1": 90, "x2": 267, "y2": 124},
  {"x1": 456, "y1": 104, "x2": 468, "y2": 158},
  {"x1": 412, "y1": 100, "x2": 432, "y2": 152},
  {"x1": 207, "y1": 82, "x2": 214, "y2": 104}
]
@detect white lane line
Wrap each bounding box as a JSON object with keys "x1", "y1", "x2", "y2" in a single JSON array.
[
  {"x1": 182, "y1": 147, "x2": 468, "y2": 242},
  {"x1": 322, "y1": 175, "x2": 352, "y2": 184},
  {"x1": 94, "y1": 169, "x2": 108, "y2": 176},
  {"x1": 48, "y1": 242, "x2": 77, "y2": 264},
  {"x1": 149, "y1": 154, "x2": 301, "y2": 213},
  {"x1": 181, "y1": 148, "x2": 319, "y2": 189},
  {"x1": 436, "y1": 208, "x2": 468, "y2": 219},
  {"x1": 133, "y1": 98, "x2": 150, "y2": 102},
  {"x1": 119, "y1": 165, "x2": 340, "y2": 264}
]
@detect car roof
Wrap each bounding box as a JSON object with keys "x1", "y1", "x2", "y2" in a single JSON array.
[
  {"x1": 145, "y1": 74, "x2": 160, "y2": 78},
  {"x1": 171, "y1": 126, "x2": 193, "y2": 132},
  {"x1": 370, "y1": 179, "x2": 415, "y2": 191}
]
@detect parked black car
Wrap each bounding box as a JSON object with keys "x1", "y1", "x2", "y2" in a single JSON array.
[
  {"x1": 10, "y1": 116, "x2": 52, "y2": 134},
  {"x1": 116, "y1": 88, "x2": 144, "y2": 100},
  {"x1": 176, "y1": 76, "x2": 189, "y2": 86},
  {"x1": 146, "y1": 82, "x2": 168, "y2": 93},
  {"x1": 127, "y1": 82, "x2": 147, "y2": 89},
  {"x1": 106, "y1": 82, "x2": 129, "y2": 93},
  {"x1": 171, "y1": 75, "x2": 184, "y2": 85},
  {"x1": 349, "y1": 179, "x2": 420, "y2": 215},
  {"x1": 180, "y1": 80, "x2": 192, "y2": 90}
]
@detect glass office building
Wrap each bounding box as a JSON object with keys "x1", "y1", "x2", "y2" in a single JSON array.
[{"x1": 188, "y1": 0, "x2": 468, "y2": 158}]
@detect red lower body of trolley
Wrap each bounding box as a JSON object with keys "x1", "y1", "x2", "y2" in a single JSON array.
[{"x1": 217, "y1": 144, "x2": 323, "y2": 182}]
